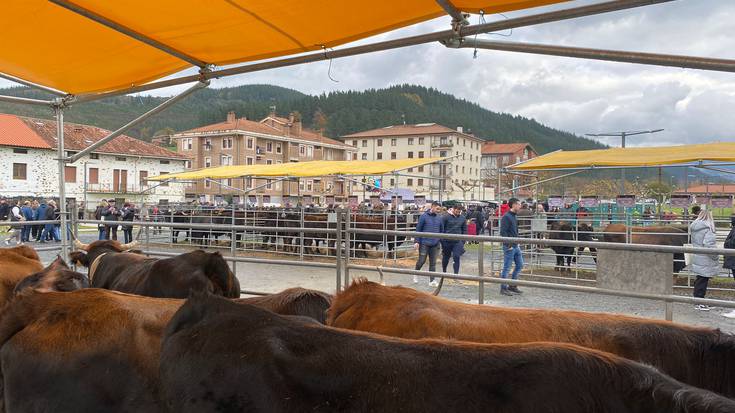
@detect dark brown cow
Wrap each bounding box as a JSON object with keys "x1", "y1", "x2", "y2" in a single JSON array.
[
  {"x1": 0, "y1": 287, "x2": 332, "y2": 412},
  {"x1": 0, "y1": 245, "x2": 43, "y2": 307},
  {"x1": 603, "y1": 223, "x2": 688, "y2": 273},
  {"x1": 13, "y1": 256, "x2": 89, "y2": 295},
  {"x1": 70, "y1": 239, "x2": 240, "y2": 298},
  {"x1": 159, "y1": 292, "x2": 735, "y2": 413},
  {"x1": 328, "y1": 280, "x2": 735, "y2": 398}
]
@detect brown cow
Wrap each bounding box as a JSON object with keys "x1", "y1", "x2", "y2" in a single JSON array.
[
  {"x1": 159, "y1": 292, "x2": 735, "y2": 413},
  {"x1": 0, "y1": 245, "x2": 42, "y2": 307},
  {"x1": 328, "y1": 280, "x2": 735, "y2": 398},
  {"x1": 603, "y1": 223, "x2": 688, "y2": 272},
  {"x1": 13, "y1": 256, "x2": 89, "y2": 295},
  {"x1": 0, "y1": 286, "x2": 332, "y2": 412}
]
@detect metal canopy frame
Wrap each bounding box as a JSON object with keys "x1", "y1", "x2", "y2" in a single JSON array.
[{"x1": 1, "y1": 0, "x2": 728, "y2": 252}]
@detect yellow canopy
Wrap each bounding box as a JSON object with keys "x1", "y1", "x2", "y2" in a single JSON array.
[
  {"x1": 150, "y1": 158, "x2": 445, "y2": 181},
  {"x1": 510, "y1": 142, "x2": 735, "y2": 170},
  {"x1": 2, "y1": 1, "x2": 565, "y2": 95}
]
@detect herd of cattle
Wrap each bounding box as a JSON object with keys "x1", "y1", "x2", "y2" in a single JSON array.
[{"x1": 0, "y1": 228, "x2": 731, "y2": 412}]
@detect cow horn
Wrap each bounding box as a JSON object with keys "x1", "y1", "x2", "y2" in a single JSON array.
[
  {"x1": 119, "y1": 240, "x2": 139, "y2": 250},
  {"x1": 73, "y1": 239, "x2": 89, "y2": 250}
]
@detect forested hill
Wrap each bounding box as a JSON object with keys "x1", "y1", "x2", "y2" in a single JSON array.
[{"x1": 0, "y1": 84, "x2": 603, "y2": 154}]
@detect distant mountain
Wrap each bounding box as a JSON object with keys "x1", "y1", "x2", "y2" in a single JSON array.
[{"x1": 0, "y1": 84, "x2": 603, "y2": 154}]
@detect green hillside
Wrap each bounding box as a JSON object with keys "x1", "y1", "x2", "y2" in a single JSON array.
[{"x1": 0, "y1": 84, "x2": 603, "y2": 154}]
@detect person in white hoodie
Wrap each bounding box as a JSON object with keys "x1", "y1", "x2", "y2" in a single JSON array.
[{"x1": 689, "y1": 209, "x2": 719, "y2": 311}]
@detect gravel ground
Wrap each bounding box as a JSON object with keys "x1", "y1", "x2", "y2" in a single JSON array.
[{"x1": 28, "y1": 232, "x2": 735, "y2": 333}]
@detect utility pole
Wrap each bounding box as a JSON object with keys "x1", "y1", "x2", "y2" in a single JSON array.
[{"x1": 585, "y1": 129, "x2": 663, "y2": 195}]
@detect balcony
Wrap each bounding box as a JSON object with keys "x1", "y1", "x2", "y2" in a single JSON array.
[
  {"x1": 431, "y1": 140, "x2": 453, "y2": 149},
  {"x1": 85, "y1": 184, "x2": 156, "y2": 194}
]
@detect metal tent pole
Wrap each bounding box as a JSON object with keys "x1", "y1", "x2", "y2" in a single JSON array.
[
  {"x1": 55, "y1": 105, "x2": 69, "y2": 257},
  {"x1": 0, "y1": 95, "x2": 52, "y2": 106},
  {"x1": 0, "y1": 72, "x2": 67, "y2": 96}
]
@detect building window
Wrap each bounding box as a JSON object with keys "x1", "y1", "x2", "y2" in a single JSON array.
[
  {"x1": 307, "y1": 146, "x2": 314, "y2": 157},
  {"x1": 418, "y1": 166, "x2": 424, "y2": 172},
  {"x1": 352, "y1": 140, "x2": 358, "y2": 147},
  {"x1": 299, "y1": 180, "x2": 305, "y2": 191},
  {"x1": 184, "y1": 160, "x2": 192, "y2": 169},
  {"x1": 90, "y1": 153, "x2": 99, "y2": 159},
  {"x1": 64, "y1": 166, "x2": 76, "y2": 183},
  {"x1": 418, "y1": 178, "x2": 424, "y2": 186},
  {"x1": 503, "y1": 155, "x2": 509, "y2": 163},
  {"x1": 266, "y1": 141, "x2": 273, "y2": 152},
  {"x1": 276, "y1": 143, "x2": 282, "y2": 154},
  {"x1": 352, "y1": 153, "x2": 357, "y2": 160},
  {"x1": 13, "y1": 148, "x2": 27, "y2": 154},
  {"x1": 139, "y1": 171, "x2": 148, "y2": 188},
  {"x1": 204, "y1": 138, "x2": 212, "y2": 150},
  {"x1": 246, "y1": 157, "x2": 254, "y2": 165},
  {"x1": 221, "y1": 155, "x2": 232, "y2": 166},
  {"x1": 89, "y1": 167, "x2": 99, "y2": 184},
  {"x1": 408, "y1": 168, "x2": 413, "y2": 172},
  {"x1": 204, "y1": 180, "x2": 211, "y2": 188},
  {"x1": 361, "y1": 153, "x2": 367, "y2": 160},
  {"x1": 160, "y1": 160, "x2": 170, "y2": 164},
  {"x1": 361, "y1": 140, "x2": 367, "y2": 148},
  {"x1": 266, "y1": 180, "x2": 273, "y2": 190},
  {"x1": 247, "y1": 138, "x2": 254, "y2": 149},
  {"x1": 391, "y1": 138, "x2": 397, "y2": 146},
  {"x1": 223, "y1": 137, "x2": 233, "y2": 149},
  {"x1": 391, "y1": 152, "x2": 396, "y2": 160},
  {"x1": 470, "y1": 154, "x2": 473, "y2": 161},
  {"x1": 307, "y1": 180, "x2": 313, "y2": 191},
  {"x1": 376, "y1": 152, "x2": 383, "y2": 160},
  {"x1": 377, "y1": 139, "x2": 383, "y2": 147},
  {"x1": 116, "y1": 156, "x2": 126, "y2": 161},
  {"x1": 462, "y1": 166, "x2": 465, "y2": 174},
  {"x1": 455, "y1": 165, "x2": 459, "y2": 173},
  {"x1": 419, "y1": 137, "x2": 424, "y2": 145},
  {"x1": 463, "y1": 139, "x2": 466, "y2": 146},
  {"x1": 462, "y1": 153, "x2": 466, "y2": 160},
  {"x1": 204, "y1": 157, "x2": 211, "y2": 168},
  {"x1": 12, "y1": 163, "x2": 26, "y2": 180},
  {"x1": 418, "y1": 151, "x2": 424, "y2": 158},
  {"x1": 390, "y1": 178, "x2": 395, "y2": 186},
  {"x1": 299, "y1": 145, "x2": 306, "y2": 156},
  {"x1": 183, "y1": 138, "x2": 193, "y2": 150},
  {"x1": 408, "y1": 137, "x2": 414, "y2": 145},
  {"x1": 407, "y1": 178, "x2": 413, "y2": 187},
  {"x1": 408, "y1": 151, "x2": 414, "y2": 158},
  {"x1": 266, "y1": 159, "x2": 273, "y2": 165}
]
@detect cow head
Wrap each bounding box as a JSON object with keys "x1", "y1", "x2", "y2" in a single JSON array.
[
  {"x1": 14, "y1": 256, "x2": 90, "y2": 294},
  {"x1": 70, "y1": 239, "x2": 140, "y2": 267}
]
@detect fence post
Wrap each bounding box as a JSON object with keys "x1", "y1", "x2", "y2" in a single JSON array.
[
  {"x1": 478, "y1": 240, "x2": 485, "y2": 304},
  {"x1": 299, "y1": 206, "x2": 305, "y2": 260},
  {"x1": 144, "y1": 219, "x2": 150, "y2": 257},
  {"x1": 665, "y1": 265, "x2": 674, "y2": 321},
  {"x1": 335, "y1": 209, "x2": 343, "y2": 292},
  {"x1": 230, "y1": 207, "x2": 237, "y2": 276},
  {"x1": 344, "y1": 210, "x2": 351, "y2": 289}
]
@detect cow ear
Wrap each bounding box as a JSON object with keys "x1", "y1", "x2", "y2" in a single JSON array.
[{"x1": 49, "y1": 255, "x2": 70, "y2": 269}]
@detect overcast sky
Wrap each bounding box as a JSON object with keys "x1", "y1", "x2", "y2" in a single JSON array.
[{"x1": 3, "y1": 1, "x2": 732, "y2": 147}]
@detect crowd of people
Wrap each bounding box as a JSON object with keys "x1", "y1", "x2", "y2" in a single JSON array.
[
  {"x1": 0, "y1": 198, "x2": 63, "y2": 245},
  {"x1": 93, "y1": 199, "x2": 137, "y2": 243}
]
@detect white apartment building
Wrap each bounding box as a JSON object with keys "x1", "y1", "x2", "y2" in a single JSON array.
[
  {"x1": 0, "y1": 113, "x2": 187, "y2": 210},
  {"x1": 341, "y1": 123, "x2": 484, "y2": 201}
]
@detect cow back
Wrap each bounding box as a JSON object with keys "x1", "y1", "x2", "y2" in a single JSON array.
[{"x1": 0, "y1": 246, "x2": 43, "y2": 308}]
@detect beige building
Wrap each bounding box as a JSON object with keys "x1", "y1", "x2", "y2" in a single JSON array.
[
  {"x1": 341, "y1": 123, "x2": 484, "y2": 201},
  {"x1": 171, "y1": 111, "x2": 356, "y2": 205}
]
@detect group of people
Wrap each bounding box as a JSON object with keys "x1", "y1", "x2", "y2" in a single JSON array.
[
  {"x1": 1, "y1": 199, "x2": 62, "y2": 246},
  {"x1": 93, "y1": 199, "x2": 137, "y2": 243}
]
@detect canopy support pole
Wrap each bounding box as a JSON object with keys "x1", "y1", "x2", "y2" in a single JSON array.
[
  {"x1": 698, "y1": 166, "x2": 735, "y2": 176},
  {"x1": 204, "y1": 176, "x2": 292, "y2": 195},
  {"x1": 72, "y1": 0, "x2": 672, "y2": 104},
  {"x1": 435, "y1": 0, "x2": 468, "y2": 27},
  {"x1": 339, "y1": 175, "x2": 396, "y2": 195},
  {"x1": 0, "y1": 95, "x2": 53, "y2": 106},
  {"x1": 451, "y1": 39, "x2": 735, "y2": 73},
  {"x1": 50, "y1": 0, "x2": 208, "y2": 68},
  {"x1": 137, "y1": 178, "x2": 174, "y2": 195},
  {"x1": 68, "y1": 80, "x2": 208, "y2": 164},
  {"x1": 0, "y1": 72, "x2": 67, "y2": 96},
  {"x1": 499, "y1": 170, "x2": 585, "y2": 194},
  {"x1": 54, "y1": 104, "x2": 69, "y2": 258}
]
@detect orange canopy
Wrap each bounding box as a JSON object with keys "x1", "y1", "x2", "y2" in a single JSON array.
[{"x1": 2, "y1": 0, "x2": 565, "y2": 95}]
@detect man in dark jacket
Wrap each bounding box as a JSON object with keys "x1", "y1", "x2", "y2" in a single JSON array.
[
  {"x1": 414, "y1": 202, "x2": 444, "y2": 286},
  {"x1": 441, "y1": 206, "x2": 467, "y2": 276},
  {"x1": 500, "y1": 198, "x2": 523, "y2": 296},
  {"x1": 20, "y1": 200, "x2": 34, "y2": 243},
  {"x1": 104, "y1": 199, "x2": 121, "y2": 240},
  {"x1": 35, "y1": 200, "x2": 48, "y2": 241},
  {"x1": 0, "y1": 198, "x2": 9, "y2": 222},
  {"x1": 121, "y1": 202, "x2": 136, "y2": 243},
  {"x1": 40, "y1": 200, "x2": 60, "y2": 242}
]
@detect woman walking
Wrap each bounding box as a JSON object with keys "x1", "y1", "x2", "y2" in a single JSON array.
[{"x1": 689, "y1": 209, "x2": 719, "y2": 311}]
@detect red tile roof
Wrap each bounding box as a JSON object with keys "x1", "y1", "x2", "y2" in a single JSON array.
[
  {"x1": 15, "y1": 116, "x2": 186, "y2": 159},
  {"x1": 341, "y1": 123, "x2": 478, "y2": 139},
  {"x1": 0, "y1": 113, "x2": 53, "y2": 149},
  {"x1": 177, "y1": 116, "x2": 351, "y2": 148},
  {"x1": 482, "y1": 141, "x2": 535, "y2": 155}
]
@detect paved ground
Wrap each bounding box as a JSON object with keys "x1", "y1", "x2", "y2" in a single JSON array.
[{"x1": 30, "y1": 231, "x2": 735, "y2": 333}]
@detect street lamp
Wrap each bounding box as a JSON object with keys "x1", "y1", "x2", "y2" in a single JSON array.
[{"x1": 585, "y1": 129, "x2": 664, "y2": 195}]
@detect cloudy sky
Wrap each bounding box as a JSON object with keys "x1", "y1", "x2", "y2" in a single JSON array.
[{"x1": 4, "y1": 1, "x2": 732, "y2": 147}]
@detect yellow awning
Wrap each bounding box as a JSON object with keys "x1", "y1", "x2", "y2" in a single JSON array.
[
  {"x1": 510, "y1": 142, "x2": 735, "y2": 170},
  {"x1": 149, "y1": 158, "x2": 445, "y2": 181},
  {"x1": 3, "y1": 1, "x2": 566, "y2": 95}
]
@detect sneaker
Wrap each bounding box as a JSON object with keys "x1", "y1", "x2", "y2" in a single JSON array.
[
  {"x1": 500, "y1": 289, "x2": 513, "y2": 296},
  {"x1": 508, "y1": 286, "x2": 523, "y2": 295},
  {"x1": 413, "y1": 275, "x2": 419, "y2": 284},
  {"x1": 429, "y1": 280, "x2": 439, "y2": 287},
  {"x1": 3, "y1": 240, "x2": 8, "y2": 246},
  {"x1": 695, "y1": 304, "x2": 711, "y2": 311},
  {"x1": 722, "y1": 310, "x2": 735, "y2": 319}
]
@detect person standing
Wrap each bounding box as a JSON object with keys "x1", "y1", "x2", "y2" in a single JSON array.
[
  {"x1": 105, "y1": 200, "x2": 121, "y2": 240},
  {"x1": 121, "y1": 202, "x2": 136, "y2": 243},
  {"x1": 30, "y1": 200, "x2": 39, "y2": 241},
  {"x1": 4, "y1": 201, "x2": 23, "y2": 245},
  {"x1": 689, "y1": 209, "x2": 719, "y2": 311},
  {"x1": 500, "y1": 198, "x2": 523, "y2": 296},
  {"x1": 34, "y1": 200, "x2": 48, "y2": 241},
  {"x1": 724, "y1": 215, "x2": 735, "y2": 279},
  {"x1": 20, "y1": 201, "x2": 33, "y2": 243},
  {"x1": 441, "y1": 205, "x2": 467, "y2": 276},
  {"x1": 40, "y1": 200, "x2": 60, "y2": 243},
  {"x1": 94, "y1": 200, "x2": 109, "y2": 240},
  {"x1": 413, "y1": 201, "x2": 444, "y2": 287}
]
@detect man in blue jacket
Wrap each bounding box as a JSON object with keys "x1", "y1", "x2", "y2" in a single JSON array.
[
  {"x1": 500, "y1": 198, "x2": 523, "y2": 296},
  {"x1": 414, "y1": 201, "x2": 444, "y2": 286},
  {"x1": 441, "y1": 205, "x2": 467, "y2": 276},
  {"x1": 20, "y1": 200, "x2": 34, "y2": 243},
  {"x1": 34, "y1": 200, "x2": 48, "y2": 242}
]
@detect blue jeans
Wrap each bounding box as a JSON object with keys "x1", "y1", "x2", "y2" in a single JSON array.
[
  {"x1": 98, "y1": 227, "x2": 107, "y2": 240},
  {"x1": 20, "y1": 224, "x2": 31, "y2": 242},
  {"x1": 501, "y1": 245, "x2": 523, "y2": 290},
  {"x1": 41, "y1": 224, "x2": 60, "y2": 242},
  {"x1": 441, "y1": 240, "x2": 465, "y2": 274}
]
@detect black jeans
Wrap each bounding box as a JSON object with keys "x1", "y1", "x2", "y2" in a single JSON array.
[
  {"x1": 693, "y1": 275, "x2": 710, "y2": 299},
  {"x1": 123, "y1": 227, "x2": 133, "y2": 243},
  {"x1": 415, "y1": 244, "x2": 440, "y2": 282}
]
